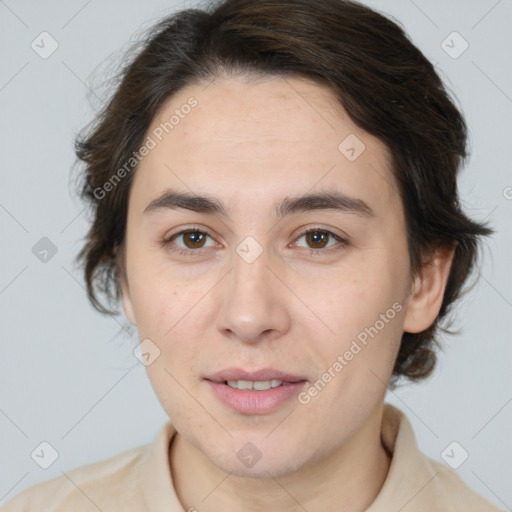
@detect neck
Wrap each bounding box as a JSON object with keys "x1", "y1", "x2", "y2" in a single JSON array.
[{"x1": 169, "y1": 402, "x2": 391, "y2": 512}]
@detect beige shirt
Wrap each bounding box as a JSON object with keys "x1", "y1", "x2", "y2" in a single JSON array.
[{"x1": 1, "y1": 403, "x2": 504, "y2": 511}]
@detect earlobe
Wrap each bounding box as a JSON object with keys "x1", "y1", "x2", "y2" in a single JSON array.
[{"x1": 402, "y1": 244, "x2": 456, "y2": 334}]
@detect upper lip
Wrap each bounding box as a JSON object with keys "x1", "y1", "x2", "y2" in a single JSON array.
[{"x1": 206, "y1": 368, "x2": 307, "y2": 383}]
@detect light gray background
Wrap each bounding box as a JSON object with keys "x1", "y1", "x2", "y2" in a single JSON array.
[{"x1": 0, "y1": 0, "x2": 511, "y2": 508}]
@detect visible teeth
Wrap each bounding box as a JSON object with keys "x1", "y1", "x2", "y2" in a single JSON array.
[
  {"x1": 226, "y1": 379, "x2": 284, "y2": 390},
  {"x1": 237, "y1": 380, "x2": 253, "y2": 390},
  {"x1": 253, "y1": 381, "x2": 272, "y2": 390}
]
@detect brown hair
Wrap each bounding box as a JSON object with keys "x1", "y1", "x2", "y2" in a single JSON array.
[{"x1": 74, "y1": 0, "x2": 493, "y2": 386}]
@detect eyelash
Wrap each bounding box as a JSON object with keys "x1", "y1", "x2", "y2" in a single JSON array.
[{"x1": 161, "y1": 225, "x2": 349, "y2": 258}]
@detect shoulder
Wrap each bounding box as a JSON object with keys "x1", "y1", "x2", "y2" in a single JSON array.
[
  {"x1": 1, "y1": 443, "x2": 150, "y2": 512},
  {"x1": 422, "y1": 455, "x2": 505, "y2": 512},
  {"x1": 377, "y1": 404, "x2": 505, "y2": 512}
]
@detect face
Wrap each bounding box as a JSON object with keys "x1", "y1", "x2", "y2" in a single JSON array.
[{"x1": 121, "y1": 74, "x2": 417, "y2": 478}]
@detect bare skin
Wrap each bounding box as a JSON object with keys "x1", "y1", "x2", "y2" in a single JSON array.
[{"x1": 120, "y1": 74, "x2": 454, "y2": 511}]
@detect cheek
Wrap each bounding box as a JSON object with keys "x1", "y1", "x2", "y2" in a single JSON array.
[
  {"x1": 129, "y1": 276, "x2": 173, "y2": 338},
  {"x1": 315, "y1": 266, "x2": 398, "y2": 335},
  {"x1": 126, "y1": 244, "x2": 189, "y2": 336},
  {"x1": 126, "y1": 238, "x2": 218, "y2": 333},
  {"x1": 304, "y1": 252, "x2": 406, "y2": 372},
  {"x1": 127, "y1": 264, "x2": 212, "y2": 373}
]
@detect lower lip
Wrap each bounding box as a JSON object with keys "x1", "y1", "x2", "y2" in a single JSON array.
[{"x1": 207, "y1": 380, "x2": 307, "y2": 415}]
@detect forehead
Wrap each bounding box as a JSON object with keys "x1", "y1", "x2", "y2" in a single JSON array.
[{"x1": 130, "y1": 75, "x2": 398, "y2": 218}]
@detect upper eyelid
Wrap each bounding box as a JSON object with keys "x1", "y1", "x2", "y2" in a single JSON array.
[
  {"x1": 294, "y1": 225, "x2": 347, "y2": 239},
  {"x1": 165, "y1": 226, "x2": 216, "y2": 243}
]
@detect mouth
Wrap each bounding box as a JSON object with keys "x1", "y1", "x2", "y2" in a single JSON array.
[
  {"x1": 206, "y1": 368, "x2": 307, "y2": 384},
  {"x1": 224, "y1": 379, "x2": 286, "y2": 391},
  {"x1": 205, "y1": 369, "x2": 308, "y2": 415}
]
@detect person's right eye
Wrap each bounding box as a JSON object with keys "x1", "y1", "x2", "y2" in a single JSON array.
[{"x1": 162, "y1": 227, "x2": 218, "y2": 256}]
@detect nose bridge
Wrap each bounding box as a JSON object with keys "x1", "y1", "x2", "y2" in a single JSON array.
[
  {"x1": 232, "y1": 240, "x2": 270, "y2": 299},
  {"x1": 217, "y1": 238, "x2": 290, "y2": 342}
]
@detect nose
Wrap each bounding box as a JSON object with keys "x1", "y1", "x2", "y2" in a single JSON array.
[{"x1": 215, "y1": 244, "x2": 291, "y2": 344}]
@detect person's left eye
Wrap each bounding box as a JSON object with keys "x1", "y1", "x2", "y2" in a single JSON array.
[{"x1": 292, "y1": 228, "x2": 349, "y2": 255}]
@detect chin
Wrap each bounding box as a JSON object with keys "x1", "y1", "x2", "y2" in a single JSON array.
[
  {"x1": 214, "y1": 453, "x2": 305, "y2": 480},
  {"x1": 202, "y1": 434, "x2": 313, "y2": 479}
]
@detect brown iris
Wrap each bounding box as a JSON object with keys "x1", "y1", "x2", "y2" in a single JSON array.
[
  {"x1": 305, "y1": 230, "x2": 329, "y2": 249},
  {"x1": 182, "y1": 231, "x2": 207, "y2": 249}
]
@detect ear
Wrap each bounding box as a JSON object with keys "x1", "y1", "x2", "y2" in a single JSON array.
[
  {"x1": 120, "y1": 273, "x2": 137, "y2": 326},
  {"x1": 402, "y1": 244, "x2": 456, "y2": 333},
  {"x1": 116, "y1": 244, "x2": 137, "y2": 326}
]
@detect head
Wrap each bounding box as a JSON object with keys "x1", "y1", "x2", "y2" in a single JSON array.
[{"x1": 75, "y1": 0, "x2": 492, "y2": 477}]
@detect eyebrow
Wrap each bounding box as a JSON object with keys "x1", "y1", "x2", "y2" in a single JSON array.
[{"x1": 143, "y1": 189, "x2": 375, "y2": 219}]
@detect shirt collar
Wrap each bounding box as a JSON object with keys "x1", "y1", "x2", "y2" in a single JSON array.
[
  {"x1": 140, "y1": 403, "x2": 440, "y2": 511},
  {"x1": 366, "y1": 403, "x2": 440, "y2": 511}
]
